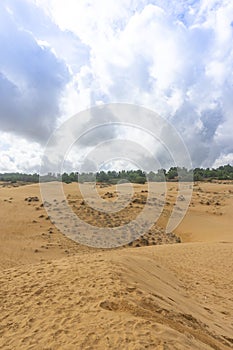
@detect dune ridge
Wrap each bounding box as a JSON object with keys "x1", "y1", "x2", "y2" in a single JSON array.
[{"x1": 0, "y1": 243, "x2": 233, "y2": 349}]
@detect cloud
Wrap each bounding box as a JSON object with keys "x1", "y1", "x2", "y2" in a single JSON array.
[
  {"x1": 7, "y1": 0, "x2": 90, "y2": 73},
  {"x1": 0, "y1": 132, "x2": 42, "y2": 173},
  {"x1": 1, "y1": 0, "x2": 233, "y2": 171},
  {"x1": 74, "y1": 0, "x2": 233, "y2": 168},
  {"x1": 0, "y1": 0, "x2": 82, "y2": 143}
]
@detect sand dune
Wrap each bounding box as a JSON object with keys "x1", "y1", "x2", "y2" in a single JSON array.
[
  {"x1": 0, "y1": 243, "x2": 232, "y2": 349},
  {"x1": 0, "y1": 182, "x2": 233, "y2": 349}
]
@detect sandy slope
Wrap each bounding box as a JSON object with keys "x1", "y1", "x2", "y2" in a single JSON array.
[
  {"x1": 0, "y1": 182, "x2": 233, "y2": 349},
  {"x1": 0, "y1": 243, "x2": 232, "y2": 349}
]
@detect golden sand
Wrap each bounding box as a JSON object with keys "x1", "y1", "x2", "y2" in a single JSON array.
[{"x1": 0, "y1": 182, "x2": 232, "y2": 349}]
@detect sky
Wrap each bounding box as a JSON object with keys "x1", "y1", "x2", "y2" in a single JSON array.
[{"x1": 0, "y1": 0, "x2": 233, "y2": 173}]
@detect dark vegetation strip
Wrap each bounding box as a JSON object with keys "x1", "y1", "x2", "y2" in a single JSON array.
[{"x1": 0, "y1": 164, "x2": 233, "y2": 184}]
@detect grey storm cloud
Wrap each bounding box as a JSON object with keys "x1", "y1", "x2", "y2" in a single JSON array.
[
  {"x1": 0, "y1": 1, "x2": 88, "y2": 143},
  {"x1": 6, "y1": 0, "x2": 90, "y2": 74}
]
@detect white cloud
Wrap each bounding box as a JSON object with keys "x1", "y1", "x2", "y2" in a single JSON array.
[
  {"x1": 213, "y1": 152, "x2": 233, "y2": 168},
  {"x1": 0, "y1": 132, "x2": 42, "y2": 172}
]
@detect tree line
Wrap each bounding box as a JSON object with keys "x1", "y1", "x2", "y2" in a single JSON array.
[{"x1": 0, "y1": 164, "x2": 233, "y2": 184}]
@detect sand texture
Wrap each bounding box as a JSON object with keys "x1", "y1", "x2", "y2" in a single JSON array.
[{"x1": 0, "y1": 181, "x2": 233, "y2": 349}]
